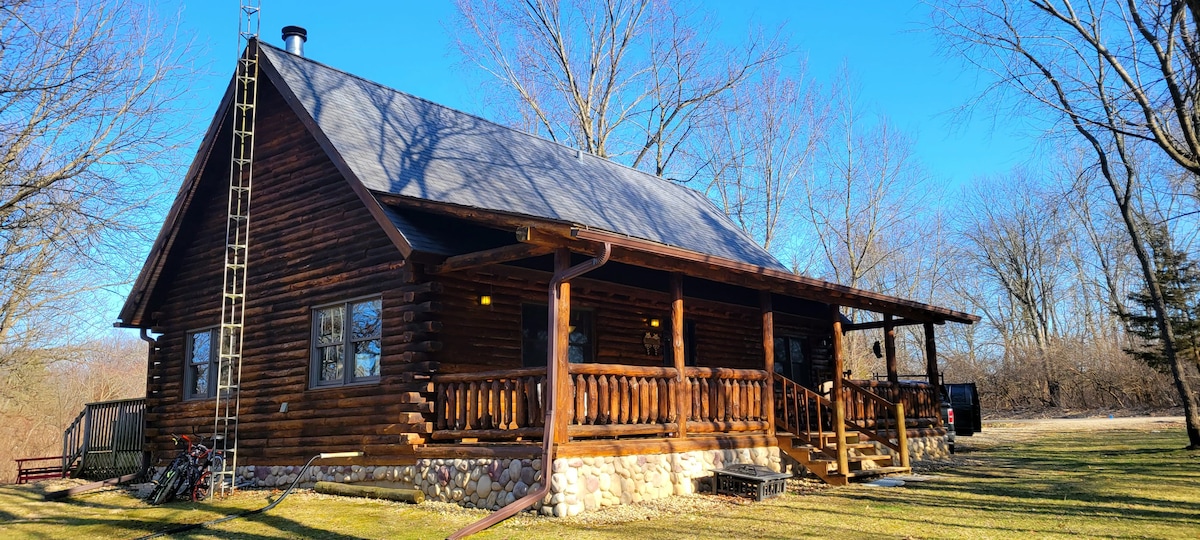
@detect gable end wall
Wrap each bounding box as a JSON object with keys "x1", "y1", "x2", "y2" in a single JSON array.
[{"x1": 142, "y1": 78, "x2": 433, "y2": 465}]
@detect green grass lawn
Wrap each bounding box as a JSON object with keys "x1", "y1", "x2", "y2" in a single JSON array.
[{"x1": 2, "y1": 422, "x2": 1198, "y2": 539}]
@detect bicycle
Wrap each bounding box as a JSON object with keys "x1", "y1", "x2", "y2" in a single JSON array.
[{"x1": 146, "y1": 434, "x2": 221, "y2": 505}]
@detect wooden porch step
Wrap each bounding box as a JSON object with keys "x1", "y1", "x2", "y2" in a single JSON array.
[
  {"x1": 847, "y1": 454, "x2": 893, "y2": 463},
  {"x1": 845, "y1": 466, "x2": 910, "y2": 479},
  {"x1": 827, "y1": 442, "x2": 876, "y2": 451}
]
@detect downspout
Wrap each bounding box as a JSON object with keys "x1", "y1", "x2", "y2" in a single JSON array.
[
  {"x1": 139, "y1": 328, "x2": 157, "y2": 476},
  {"x1": 447, "y1": 243, "x2": 611, "y2": 540}
]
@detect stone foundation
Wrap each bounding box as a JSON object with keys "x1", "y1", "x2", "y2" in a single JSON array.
[
  {"x1": 235, "y1": 445, "x2": 781, "y2": 517},
  {"x1": 869, "y1": 433, "x2": 951, "y2": 462}
]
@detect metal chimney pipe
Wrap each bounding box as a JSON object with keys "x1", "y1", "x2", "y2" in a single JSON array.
[{"x1": 282, "y1": 26, "x2": 307, "y2": 56}]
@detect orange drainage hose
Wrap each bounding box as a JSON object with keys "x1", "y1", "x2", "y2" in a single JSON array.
[{"x1": 447, "y1": 244, "x2": 610, "y2": 540}]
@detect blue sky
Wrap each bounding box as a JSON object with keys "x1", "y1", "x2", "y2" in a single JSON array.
[
  {"x1": 101, "y1": 1, "x2": 1040, "y2": 333},
  {"x1": 169, "y1": 1, "x2": 1036, "y2": 189}
]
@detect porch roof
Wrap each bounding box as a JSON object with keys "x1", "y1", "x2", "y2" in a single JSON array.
[{"x1": 381, "y1": 198, "x2": 978, "y2": 324}]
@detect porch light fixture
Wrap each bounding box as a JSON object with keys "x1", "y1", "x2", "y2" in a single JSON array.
[
  {"x1": 478, "y1": 295, "x2": 492, "y2": 306},
  {"x1": 647, "y1": 318, "x2": 661, "y2": 328}
]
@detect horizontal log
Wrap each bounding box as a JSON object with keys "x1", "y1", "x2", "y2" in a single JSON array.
[
  {"x1": 398, "y1": 341, "x2": 443, "y2": 353},
  {"x1": 567, "y1": 423, "x2": 678, "y2": 438},
  {"x1": 415, "y1": 444, "x2": 542, "y2": 460},
  {"x1": 432, "y1": 367, "x2": 547, "y2": 383},
  {"x1": 429, "y1": 427, "x2": 545, "y2": 441},
  {"x1": 428, "y1": 243, "x2": 554, "y2": 274},
  {"x1": 683, "y1": 367, "x2": 769, "y2": 381},
  {"x1": 313, "y1": 482, "x2": 424, "y2": 504},
  {"x1": 556, "y1": 433, "x2": 777, "y2": 458},
  {"x1": 567, "y1": 364, "x2": 677, "y2": 378},
  {"x1": 684, "y1": 420, "x2": 769, "y2": 433}
]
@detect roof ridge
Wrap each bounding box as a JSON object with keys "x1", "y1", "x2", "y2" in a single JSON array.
[{"x1": 258, "y1": 42, "x2": 712, "y2": 201}]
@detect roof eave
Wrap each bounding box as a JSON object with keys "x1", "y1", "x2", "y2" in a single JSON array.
[{"x1": 566, "y1": 228, "x2": 978, "y2": 324}]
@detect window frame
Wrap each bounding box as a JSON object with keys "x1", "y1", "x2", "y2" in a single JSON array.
[
  {"x1": 521, "y1": 303, "x2": 596, "y2": 367},
  {"x1": 183, "y1": 326, "x2": 219, "y2": 400},
  {"x1": 309, "y1": 295, "x2": 383, "y2": 389}
]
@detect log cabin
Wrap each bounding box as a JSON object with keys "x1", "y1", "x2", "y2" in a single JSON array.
[{"x1": 117, "y1": 36, "x2": 977, "y2": 516}]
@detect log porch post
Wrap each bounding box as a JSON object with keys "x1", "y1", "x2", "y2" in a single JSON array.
[
  {"x1": 761, "y1": 291, "x2": 775, "y2": 437},
  {"x1": 924, "y1": 322, "x2": 940, "y2": 400},
  {"x1": 671, "y1": 273, "x2": 687, "y2": 439},
  {"x1": 830, "y1": 305, "x2": 849, "y2": 477},
  {"x1": 884, "y1": 314, "x2": 899, "y2": 399},
  {"x1": 552, "y1": 249, "x2": 572, "y2": 445}
]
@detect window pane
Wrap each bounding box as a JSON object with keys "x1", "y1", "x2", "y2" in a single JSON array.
[
  {"x1": 192, "y1": 364, "x2": 209, "y2": 396},
  {"x1": 790, "y1": 339, "x2": 805, "y2": 363},
  {"x1": 191, "y1": 332, "x2": 211, "y2": 365},
  {"x1": 521, "y1": 304, "x2": 548, "y2": 367},
  {"x1": 318, "y1": 345, "x2": 344, "y2": 383},
  {"x1": 218, "y1": 361, "x2": 233, "y2": 388},
  {"x1": 316, "y1": 306, "x2": 344, "y2": 345},
  {"x1": 354, "y1": 339, "x2": 381, "y2": 378},
  {"x1": 351, "y1": 299, "x2": 381, "y2": 339}
]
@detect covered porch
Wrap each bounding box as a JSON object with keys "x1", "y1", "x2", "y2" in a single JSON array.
[{"x1": 421, "y1": 225, "x2": 977, "y2": 483}]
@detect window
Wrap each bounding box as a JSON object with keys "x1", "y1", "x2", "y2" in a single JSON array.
[
  {"x1": 774, "y1": 336, "x2": 811, "y2": 388},
  {"x1": 522, "y1": 304, "x2": 594, "y2": 367},
  {"x1": 185, "y1": 328, "x2": 218, "y2": 399},
  {"x1": 311, "y1": 297, "x2": 382, "y2": 387},
  {"x1": 661, "y1": 318, "x2": 697, "y2": 367}
]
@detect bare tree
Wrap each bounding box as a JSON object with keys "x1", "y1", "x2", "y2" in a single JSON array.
[
  {"x1": 935, "y1": 0, "x2": 1200, "y2": 447},
  {"x1": 693, "y1": 65, "x2": 826, "y2": 252},
  {"x1": 449, "y1": 0, "x2": 786, "y2": 177},
  {"x1": 0, "y1": 0, "x2": 187, "y2": 370},
  {"x1": 957, "y1": 171, "x2": 1073, "y2": 406},
  {"x1": 0, "y1": 333, "x2": 145, "y2": 483},
  {"x1": 802, "y1": 73, "x2": 931, "y2": 293}
]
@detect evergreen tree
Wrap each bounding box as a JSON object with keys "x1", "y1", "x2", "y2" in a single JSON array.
[{"x1": 1122, "y1": 225, "x2": 1200, "y2": 377}]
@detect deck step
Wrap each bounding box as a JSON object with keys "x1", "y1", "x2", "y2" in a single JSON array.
[
  {"x1": 845, "y1": 466, "x2": 910, "y2": 479},
  {"x1": 848, "y1": 454, "x2": 893, "y2": 463},
  {"x1": 828, "y1": 442, "x2": 876, "y2": 451}
]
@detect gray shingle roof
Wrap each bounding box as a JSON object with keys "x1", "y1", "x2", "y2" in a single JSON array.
[{"x1": 261, "y1": 45, "x2": 784, "y2": 270}]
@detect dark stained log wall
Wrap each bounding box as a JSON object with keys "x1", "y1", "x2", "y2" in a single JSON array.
[
  {"x1": 434, "y1": 265, "x2": 832, "y2": 376},
  {"x1": 142, "y1": 78, "x2": 432, "y2": 465}
]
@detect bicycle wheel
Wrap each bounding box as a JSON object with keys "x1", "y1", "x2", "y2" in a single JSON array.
[
  {"x1": 192, "y1": 471, "x2": 211, "y2": 501},
  {"x1": 148, "y1": 468, "x2": 183, "y2": 505}
]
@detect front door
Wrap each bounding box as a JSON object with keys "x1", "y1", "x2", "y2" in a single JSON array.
[{"x1": 774, "y1": 336, "x2": 813, "y2": 389}]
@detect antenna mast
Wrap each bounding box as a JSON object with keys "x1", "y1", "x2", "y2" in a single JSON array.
[{"x1": 213, "y1": 0, "x2": 261, "y2": 497}]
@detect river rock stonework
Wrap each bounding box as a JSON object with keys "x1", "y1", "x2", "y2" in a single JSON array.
[
  {"x1": 233, "y1": 446, "x2": 781, "y2": 517},
  {"x1": 868, "y1": 433, "x2": 951, "y2": 462}
]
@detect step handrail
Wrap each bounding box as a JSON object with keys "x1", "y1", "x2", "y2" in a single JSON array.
[
  {"x1": 62, "y1": 407, "x2": 88, "y2": 476},
  {"x1": 773, "y1": 373, "x2": 835, "y2": 454},
  {"x1": 841, "y1": 379, "x2": 910, "y2": 467}
]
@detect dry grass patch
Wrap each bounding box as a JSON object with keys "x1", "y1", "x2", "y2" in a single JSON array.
[{"x1": 1, "y1": 418, "x2": 1196, "y2": 539}]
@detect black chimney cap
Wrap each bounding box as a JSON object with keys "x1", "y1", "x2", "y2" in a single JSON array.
[{"x1": 282, "y1": 26, "x2": 307, "y2": 41}]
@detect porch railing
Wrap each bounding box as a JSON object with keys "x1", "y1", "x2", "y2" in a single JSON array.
[
  {"x1": 775, "y1": 373, "x2": 834, "y2": 449},
  {"x1": 848, "y1": 380, "x2": 941, "y2": 428},
  {"x1": 682, "y1": 367, "x2": 770, "y2": 433},
  {"x1": 431, "y1": 364, "x2": 771, "y2": 441},
  {"x1": 62, "y1": 397, "x2": 145, "y2": 479},
  {"x1": 431, "y1": 367, "x2": 547, "y2": 440},
  {"x1": 840, "y1": 379, "x2": 909, "y2": 466},
  {"x1": 567, "y1": 364, "x2": 679, "y2": 437}
]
